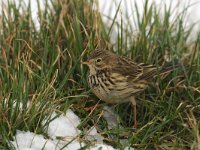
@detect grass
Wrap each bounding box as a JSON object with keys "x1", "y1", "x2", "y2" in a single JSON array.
[{"x1": 0, "y1": 0, "x2": 199, "y2": 149}]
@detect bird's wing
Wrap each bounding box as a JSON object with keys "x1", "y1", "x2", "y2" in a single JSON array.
[
  {"x1": 138, "y1": 63, "x2": 158, "y2": 81},
  {"x1": 111, "y1": 56, "x2": 143, "y2": 80},
  {"x1": 112, "y1": 56, "x2": 157, "y2": 81}
]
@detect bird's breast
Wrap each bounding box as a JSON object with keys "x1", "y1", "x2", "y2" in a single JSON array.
[{"x1": 88, "y1": 70, "x2": 132, "y2": 103}]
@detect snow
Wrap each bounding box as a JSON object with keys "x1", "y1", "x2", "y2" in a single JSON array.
[
  {"x1": 10, "y1": 130, "x2": 56, "y2": 150},
  {"x1": 97, "y1": 0, "x2": 200, "y2": 44},
  {"x1": 3, "y1": 0, "x2": 200, "y2": 149},
  {"x1": 90, "y1": 144, "x2": 116, "y2": 150},
  {"x1": 1, "y1": 0, "x2": 200, "y2": 42},
  {"x1": 86, "y1": 126, "x2": 104, "y2": 144},
  {"x1": 11, "y1": 109, "x2": 133, "y2": 150},
  {"x1": 103, "y1": 106, "x2": 118, "y2": 129},
  {"x1": 43, "y1": 110, "x2": 81, "y2": 139}
]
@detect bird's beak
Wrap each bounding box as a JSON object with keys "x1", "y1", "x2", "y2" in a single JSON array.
[{"x1": 81, "y1": 60, "x2": 91, "y2": 65}]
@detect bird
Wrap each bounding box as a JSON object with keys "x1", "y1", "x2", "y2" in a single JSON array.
[{"x1": 82, "y1": 49, "x2": 179, "y2": 128}]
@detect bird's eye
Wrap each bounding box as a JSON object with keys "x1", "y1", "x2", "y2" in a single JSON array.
[{"x1": 96, "y1": 58, "x2": 102, "y2": 63}]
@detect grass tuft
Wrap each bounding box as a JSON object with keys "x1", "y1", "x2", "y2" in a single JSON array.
[{"x1": 0, "y1": 0, "x2": 199, "y2": 149}]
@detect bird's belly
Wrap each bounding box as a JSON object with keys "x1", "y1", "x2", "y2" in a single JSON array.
[{"x1": 92, "y1": 86, "x2": 132, "y2": 104}]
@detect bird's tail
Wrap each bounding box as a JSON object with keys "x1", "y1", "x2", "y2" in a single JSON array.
[{"x1": 160, "y1": 60, "x2": 182, "y2": 75}]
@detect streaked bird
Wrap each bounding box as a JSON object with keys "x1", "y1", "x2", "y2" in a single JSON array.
[{"x1": 82, "y1": 49, "x2": 179, "y2": 128}]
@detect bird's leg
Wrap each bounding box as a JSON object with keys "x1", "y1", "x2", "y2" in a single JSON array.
[
  {"x1": 84, "y1": 99, "x2": 101, "y2": 113},
  {"x1": 130, "y1": 96, "x2": 137, "y2": 128}
]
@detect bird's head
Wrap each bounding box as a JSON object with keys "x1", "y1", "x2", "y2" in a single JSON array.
[{"x1": 82, "y1": 49, "x2": 117, "y2": 71}]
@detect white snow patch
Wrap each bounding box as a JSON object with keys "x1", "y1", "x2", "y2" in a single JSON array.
[
  {"x1": 56, "y1": 140, "x2": 85, "y2": 150},
  {"x1": 124, "y1": 147, "x2": 135, "y2": 150},
  {"x1": 97, "y1": 0, "x2": 200, "y2": 44},
  {"x1": 10, "y1": 130, "x2": 86, "y2": 150},
  {"x1": 1, "y1": 0, "x2": 200, "y2": 43},
  {"x1": 103, "y1": 106, "x2": 118, "y2": 129},
  {"x1": 86, "y1": 126, "x2": 104, "y2": 144},
  {"x1": 43, "y1": 109, "x2": 81, "y2": 139},
  {"x1": 10, "y1": 130, "x2": 56, "y2": 150},
  {"x1": 90, "y1": 144, "x2": 116, "y2": 150},
  {"x1": 11, "y1": 109, "x2": 134, "y2": 150}
]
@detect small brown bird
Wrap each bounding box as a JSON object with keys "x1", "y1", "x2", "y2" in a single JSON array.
[{"x1": 82, "y1": 49, "x2": 179, "y2": 128}]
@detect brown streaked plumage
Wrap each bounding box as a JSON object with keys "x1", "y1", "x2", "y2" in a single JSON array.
[{"x1": 82, "y1": 49, "x2": 179, "y2": 128}]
